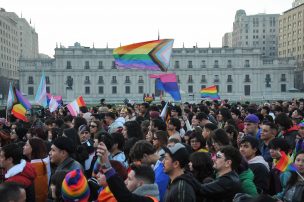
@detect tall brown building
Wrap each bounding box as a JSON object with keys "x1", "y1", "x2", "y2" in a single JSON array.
[{"x1": 278, "y1": 3, "x2": 304, "y2": 90}]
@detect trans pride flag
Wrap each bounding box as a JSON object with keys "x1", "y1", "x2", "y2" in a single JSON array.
[
  {"x1": 201, "y1": 85, "x2": 220, "y2": 100},
  {"x1": 149, "y1": 73, "x2": 181, "y2": 101},
  {"x1": 113, "y1": 39, "x2": 174, "y2": 71},
  {"x1": 35, "y1": 73, "x2": 47, "y2": 107}
]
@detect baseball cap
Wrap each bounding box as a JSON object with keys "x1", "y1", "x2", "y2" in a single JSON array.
[
  {"x1": 163, "y1": 143, "x2": 189, "y2": 168},
  {"x1": 244, "y1": 114, "x2": 259, "y2": 124}
]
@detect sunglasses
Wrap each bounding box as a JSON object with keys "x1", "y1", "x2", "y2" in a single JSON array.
[
  {"x1": 215, "y1": 152, "x2": 224, "y2": 159},
  {"x1": 90, "y1": 125, "x2": 97, "y2": 128}
]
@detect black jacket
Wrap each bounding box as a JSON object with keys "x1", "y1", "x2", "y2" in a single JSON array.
[
  {"x1": 164, "y1": 173, "x2": 196, "y2": 202},
  {"x1": 194, "y1": 171, "x2": 242, "y2": 202},
  {"x1": 248, "y1": 163, "x2": 269, "y2": 194}
]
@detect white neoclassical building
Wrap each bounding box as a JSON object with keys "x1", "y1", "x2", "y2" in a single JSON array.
[{"x1": 19, "y1": 42, "x2": 297, "y2": 104}]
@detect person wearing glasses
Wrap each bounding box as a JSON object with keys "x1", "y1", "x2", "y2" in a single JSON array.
[
  {"x1": 89, "y1": 120, "x2": 104, "y2": 139},
  {"x1": 194, "y1": 146, "x2": 242, "y2": 202}
]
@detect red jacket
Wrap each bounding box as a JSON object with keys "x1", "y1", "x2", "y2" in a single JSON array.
[{"x1": 5, "y1": 161, "x2": 36, "y2": 187}]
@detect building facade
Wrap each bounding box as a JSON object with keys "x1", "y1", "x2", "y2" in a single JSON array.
[
  {"x1": 0, "y1": 8, "x2": 38, "y2": 100},
  {"x1": 19, "y1": 43, "x2": 296, "y2": 103},
  {"x1": 278, "y1": 3, "x2": 304, "y2": 90},
  {"x1": 293, "y1": 0, "x2": 304, "y2": 8},
  {"x1": 232, "y1": 10, "x2": 279, "y2": 57},
  {"x1": 222, "y1": 32, "x2": 232, "y2": 47}
]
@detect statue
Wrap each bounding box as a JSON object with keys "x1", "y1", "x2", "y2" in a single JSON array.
[{"x1": 66, "y1": 76, "x2": 73, "y2": 89}]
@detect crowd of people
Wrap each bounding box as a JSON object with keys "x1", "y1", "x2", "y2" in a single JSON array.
[{"x1": 0, "y1": 98, "x2": 303, "y2": 202}]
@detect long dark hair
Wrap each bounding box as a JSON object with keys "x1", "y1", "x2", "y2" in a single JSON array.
[
  {"x1": 29, "y1": 138, "x2": 47, "y2": 159},
  {"x1": 189, "y1": 152, "x2": 214, "y2": 182},
  {"x1": 286, "y1": 151, "x2": 304, "y2": 187}
]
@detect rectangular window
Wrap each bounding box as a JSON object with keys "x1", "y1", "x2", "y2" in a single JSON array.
[
  {"x1": 227, "y1": 75, "x2": 232, "y2": 82},
  {"x1": 125, "y1": 86, "x2": 130, "y2": 94},
  {"x1": 176, "y1": 76, "x2": 181, "y2": 84},
  {"x1": 188, "y1": 75, "x2": 193, "y2": 83},
  {"x1": 138, "y1": 86, "x2": 144, "y2": 94},
  {"x1": 112, "y1": 86, "x2": 117, "y2": 94},
  {"x1": 201, "y1": 85, "x2": 206, "y2": 89},
  {"x1": 28, "y1": 76, "x2": 33, "y2": 84},
  {"x1": 245, "y1": 75, "x2": 251, "y2": 82},
  {"x1": 66, "y1": 61, "x2": 72, "y2": 69},
  {"x1": 99, "y1": 86, "x2": 104, "y2": 94},
  {"x1": 188, "y1": 85, "x2": 193, "y2": 93},
  {"x1": 46, "y1": 86, "x2": 50, "y2": 93},
  {"x1": 201, "y1": 75, "x2": 206, "y2": 83},
  {"x1": 111, "y1": 76, "x2": 117, "y2": 84},
  {"x1": 201, "y1": 60, "x2": 206, "y2": 68},
  {"x1": 138, "y1": 76, "x2": 144, "y2": 83},
  {"x1": 188, "y1": 61, "x2": 193, "y2": 68},
  {"x1": 98, "y1": 76, "x2": 104, "y2": 84},
  {"x1": 214, "y1": 60, "x2": 219, "y2": 68},
  {"x1": 216, "y1": 85, "x2": 220, "y2": 92},
  {"x1": 281, "y1": 74, "x2": 286, "y2": 81},
  {"x1": 281, "y1": 84, "x2": 286, "y2": 92},
  {"x1": 244, "y1": 85, "x2": 250, "y2": 96},
  {"x1": 98, "y1": 61, "x2": 103, "y2": 69},
  {"x1": 45, "y1": 76, "x2": 50, "y2": 84},
  {"x1": 85, "y1": 86, "x2": 90, "y2": 94},
  {"x1": 227, "y1": 85, "x2": 232, "y2": 93},
  {"x1": 174, "y1": 61, "x2": 180, "y2": 69},
  {"x1": 245, "y1": 60, "x2": 250, "y2": 67},
  {"x1": 28, "y1": 87, "x2": 34, "y2": 95},
  {"x1": 214, "y1": 75, "x2": 219, "y2": 82},
  {"x1": 112, "y1": 61, "x2": 116, "y2": 69},
  {"x1": 85, "y1": 61, "x2": 90, "y2": 69},
  {"x1": 85, "y1": 76, "x2": 90, "y2": 84},
  {"x1": 125, "y1": 76, "x2": 131, "y2": 84},
  {"x1": 227, "y1": 60, "x2": 232, "y2": 68}
]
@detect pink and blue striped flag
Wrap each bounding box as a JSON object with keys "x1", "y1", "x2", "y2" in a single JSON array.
[{"x1": 149, "y1": 73, "x2": 181, "y2": 101}]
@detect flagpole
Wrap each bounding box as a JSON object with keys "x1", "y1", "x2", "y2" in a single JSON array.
[{"x1": 296, "y1": 170, "x2": 304, "y2": 181}]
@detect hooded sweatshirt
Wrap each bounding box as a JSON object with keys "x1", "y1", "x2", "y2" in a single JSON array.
[
  {"x1": 5, "y1": 159, "x2": 37, "y2": 202},
  {"x1": 248, "y1": 156, "x2": 270, "y2": 193},
  {"x1": 5, "y1": 159, "x2": 36, "y2": 187}
]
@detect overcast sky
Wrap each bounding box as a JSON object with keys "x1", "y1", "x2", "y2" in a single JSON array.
[{"x1": 2, "y1": 0, "x2": 293, "y2": 56}]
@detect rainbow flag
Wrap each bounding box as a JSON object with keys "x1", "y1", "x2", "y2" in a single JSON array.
[
  {"x1": 149, "y1": 73, "x2": 181, "y2": 101},
  {"x1": 10, "y1": 87, "x2": 31, "y2": 122},
  {"x1": 113, "y1": 39, "x2": 174, "y2": 71},
  {"x1": 12, "y1": 104, "x2": 28, "y2": 122},
  {"x1": 275, "y1": 151, "x2": 296, "y2": 172},
  {"x1": 201, "y1": 85, "x2": 220, "y2": 100}
]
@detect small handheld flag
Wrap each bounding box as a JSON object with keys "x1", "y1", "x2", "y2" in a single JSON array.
[
  {"x1": 35, "y1": 73, "x2": 47, "y2": 107},
  {"x1": 201, "y1": 85, "x2": 220, "y2": 100}
]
